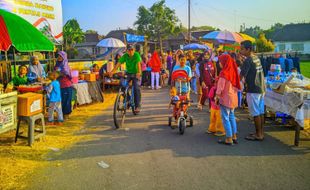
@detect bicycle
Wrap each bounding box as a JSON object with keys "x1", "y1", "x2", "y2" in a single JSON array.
[{"x1": 113, "y1": 72, "x2": 139, "y2": 129}]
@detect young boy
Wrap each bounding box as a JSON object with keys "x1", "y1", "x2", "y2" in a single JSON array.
[
  {"x1": 47, "y1": 71, "x2": 63, "y2": 125},
  {"x1": 206, "y1": 79, "x2": 225, "y2": 136}
]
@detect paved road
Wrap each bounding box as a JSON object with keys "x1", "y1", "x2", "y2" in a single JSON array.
[{"x1": 29, "y1": 88, "x2": 310, "y2": 190}]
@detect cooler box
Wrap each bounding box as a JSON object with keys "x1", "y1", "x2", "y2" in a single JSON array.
[
  {"x1": 17, "y1": 93, "x2": 43, "y2": 116},
  {"x1": 85, "y1": 73, "x2": 96, "y2": 82}
]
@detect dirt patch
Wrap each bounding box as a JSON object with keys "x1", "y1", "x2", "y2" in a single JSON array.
[{"x1": 0, "y1": 92, "x2": 116, "y2": 190}]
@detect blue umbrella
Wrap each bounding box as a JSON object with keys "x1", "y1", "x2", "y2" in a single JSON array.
[{"x1": 183, "y1": 43, "x2": 209, "y2": 50}]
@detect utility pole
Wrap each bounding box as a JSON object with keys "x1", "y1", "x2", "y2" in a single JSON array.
[{"x1": 188, "y1": 0, "x2": 191, "y2": 43}]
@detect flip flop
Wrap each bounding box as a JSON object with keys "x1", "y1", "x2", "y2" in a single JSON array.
[
  {"x1": 205, "y1": 130, "x2": 215, "y2": 134},
  {"x1": 218, "y1": 139, "x2": 233, "y2": 146},
  {"x1": 245, "y1": 135, "x2": 264, "y2": 141},
  {"x1": 232, "y1": 139, "x2": 238, "y2": 144}
]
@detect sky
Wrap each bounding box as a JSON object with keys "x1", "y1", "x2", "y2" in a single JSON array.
[{"x1": 62, "y1": 0, "x2": 310, "y2": 35}]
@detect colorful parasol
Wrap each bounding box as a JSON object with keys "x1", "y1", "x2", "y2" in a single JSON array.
[
  {"x1": 202, "y1": 30, "x2": 243, "y2": 44},
  {"x1": 0, "y1": 9, "x2": 54, "y2": 52},
  {"x1": 237, "y1": 33, "x2": 256, "y2": 43}
]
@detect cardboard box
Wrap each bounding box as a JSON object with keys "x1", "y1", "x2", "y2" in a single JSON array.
[
  {"x1": 17, "y1": 93, "x2": 43, "y2": 116},
  {"x1": 85, "y1": 73, "x2": 96, "y2": 82}
]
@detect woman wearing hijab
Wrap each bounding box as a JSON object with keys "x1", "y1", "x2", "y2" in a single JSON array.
[
  {"x1": 215, "y1": 54, "x2": 241, "y2": 145},
  {"x1": 54, "y1": 51, "x2": 73, "y2": 119},
  {"x1": 28, "y1": 56, "x2": 47, "y2": 83},
  {"x1": 149, "y1": 51, "x2": 162, "y2": 90},
  {"x1": 199, "y1": 51, "x2": 216, "y2": 110}
]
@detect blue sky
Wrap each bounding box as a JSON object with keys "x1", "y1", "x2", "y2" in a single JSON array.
[{"x1": 62, "y1": 0, "x2": 310, "y2": 35}]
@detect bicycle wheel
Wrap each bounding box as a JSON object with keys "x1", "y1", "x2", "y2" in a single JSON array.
[
  {"x1": 113, "y1": 93, "x2": 126, "y2": 129},
  {"x1": 179, "y1": 118, "x2": 186, "y2": 135}
]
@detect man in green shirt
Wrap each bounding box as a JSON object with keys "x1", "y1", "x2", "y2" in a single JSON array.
[{"x1": 109, "y1": 44, "x2": 142, "y2": 113}]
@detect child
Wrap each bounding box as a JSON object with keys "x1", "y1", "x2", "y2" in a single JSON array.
[
  {"x1": 206, "y1": 79, "x2": 225, "y2": 136},
  {"x1": 6, "y1": 65, "x2": 28, "y2": 92},
  {"x1": 46, "y1": 71, "x2": 63, "y2": 125}
]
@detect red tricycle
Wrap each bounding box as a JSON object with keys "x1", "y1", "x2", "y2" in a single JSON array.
[{"x1": 168, "y1": 70, "x2": 193, "y2": 135}]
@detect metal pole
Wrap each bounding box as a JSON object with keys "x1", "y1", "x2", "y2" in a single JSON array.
[{"x1": 188, "y1": 0, "x2": 191, "y2": 43}]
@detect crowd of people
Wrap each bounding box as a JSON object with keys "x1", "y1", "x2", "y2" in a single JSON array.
[
  {"x1": 6, "y1": 51, "x2": 73, "y2": 126},
  {"x1": 6, "y1": 40, "x2": 267, "y2": 146},
  {"x1": 106, "y1": 40, "x2": 266, "y2": 146}
]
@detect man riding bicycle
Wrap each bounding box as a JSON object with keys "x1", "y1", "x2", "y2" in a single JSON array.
[{"x1": 109, "y1": 44, "x2": 142, "y2": 113}]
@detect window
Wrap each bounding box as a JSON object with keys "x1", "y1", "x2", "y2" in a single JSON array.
[
  {"x1": 278, "y1": 44, "x2": 285, "y2": 51},
  {"x1": 291, "y1": 43, "x2": 304, "y2": 51}
]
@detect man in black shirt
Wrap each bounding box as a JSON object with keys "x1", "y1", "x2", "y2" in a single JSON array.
[{"x1": 240, "y1": 40, "x2": 265, "y2": 141}]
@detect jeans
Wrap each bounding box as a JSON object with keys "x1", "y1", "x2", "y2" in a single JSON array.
[
  {"x1": 127, "y1": 74, "x2": 141, "y2": 109},
  {"x1": 61, "y1": 87, "x2": 73, "y2": 115},
  {"x1": 151, "y1": 72, "x2": 160, "y2": 89},
  {"x1": 191, "y1": 77, "x2": 197, "y2": 93},
  {"x1": 220, "y1": 105, "x2": 237, "y2": 138},
  {"x1": 48, "y1": 102, "x2": 64, "y2": 122}
]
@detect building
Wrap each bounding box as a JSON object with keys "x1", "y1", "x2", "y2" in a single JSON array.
[
  {"x1": 162, "y1": 32, "x2": 198, "y2": 51},
  {"x1": 105, "y1": 29, "x2": 145, "y2": 53},
  {"x1": 74, "y1": 33, "x2": 102, "y2": 59},
  {"x1": 272, "y1": 23, "x2": 310, "y2": 54}
]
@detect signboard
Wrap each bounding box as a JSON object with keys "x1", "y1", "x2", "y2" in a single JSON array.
[
  {"x1": 0, "y1": 0, "x2": 63, "y2": 44},
  {"x1": 126, "y1": 33, "x2": 145, "y2": 43}
]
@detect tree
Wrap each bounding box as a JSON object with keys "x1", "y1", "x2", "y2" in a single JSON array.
[
  {"x1": 191, "y1": 25, "x2": 216, "y2": 31},
  {"x1": 256, "y1": 33, "x2": 275, "y2": 52},
  {"x1": 242, "y1": 25, "x2": 263, "y2": 38},
  {"x1": 85, "y1": 30, "x2": 98, "y2": 34},
  {"x1": 264, "y1": 23, "x2": 283, "y2": 39},
  {"x1": 63, "y1": 19, "x2": 84, "y2": 49},
  {"x1": 134, "y1": 0, "x2": 182, "y2": 53}
]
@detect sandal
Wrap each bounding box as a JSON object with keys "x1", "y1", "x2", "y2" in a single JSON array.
[
  {"x1": 245, "y1": 135, "x2": 264, "y2": 141},
  {"x1": 205, "y1": 130, "x2": 215, "y2": 134},
  {"x1": 218, "y1": 139, "x2": 233, "y2": 146},
  {"x1": 232, "y1": 139, "x2": 238, "y2": 144}
]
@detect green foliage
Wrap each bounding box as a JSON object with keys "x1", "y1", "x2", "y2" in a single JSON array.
[
  {"x1": 191, "y1": 25, "x2": 216, "y2": 31},
  {"x1": 256, "y1": 33, "x2": 275, "y2": 52},
  {"x1": 85, "y1": 30, "x2": 98, "y2": 34},
  {"x1": 264, "y1": 23, "x2": 283, "y2": 39},
  {"x1": 134, "y1": 0, "x2": 182, "y2": 52},
  {"x1": 241, "y1": 26, "x2": 263, "y2": 38},
  {"x1": 66, "y1": 47, "x2": 79, "y2": 59},
  {"x1": 63, "y1": 19, "x2": 85, "y2": 49}
]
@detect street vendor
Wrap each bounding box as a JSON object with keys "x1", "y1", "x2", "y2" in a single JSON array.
[{"x1": 27, "y1": 56, "x2": 47, "y2": 83}]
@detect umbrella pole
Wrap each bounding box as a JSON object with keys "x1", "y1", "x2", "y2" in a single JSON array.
[
  {"x1": 4, "y1": 51, "x2": 8, "y2": 61},
  {"x1": 13, "y1": 48, "x2": 17, "y2": 76}
]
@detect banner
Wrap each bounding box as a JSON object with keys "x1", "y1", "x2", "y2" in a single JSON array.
[
  {"x1": 0, "y1": 0, "x2": 63, "y2": 44},
  {"x1": 126, "y1": 33, "x2": 145, "y2": 43}
]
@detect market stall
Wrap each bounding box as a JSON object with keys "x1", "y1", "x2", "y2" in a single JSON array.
[
  {"x1": 0, "y1": 9, "x2": 54, "y2": 135},
  {"x1": 265, "y1": 69, "x2": 310, "y2": 146}
]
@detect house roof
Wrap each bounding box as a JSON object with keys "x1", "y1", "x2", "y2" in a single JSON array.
[
  {"x1": 85, "y1": 33, "x2": 100, "y2": 43},
  {"x1": 272, "y1": 23, "x2": 310, "y2": 42},
  {"x1": 167, "y1": 32, "x2": 197, "y2": 41},
  {"x1": 191, "y1": 30, "x2": 213, "y2": 40},
  {"x1": 105, "y1": 29, "x2": 136, "y2": 42},
  {"x1": 74, "y1": 42, "x2": 98, "y2": 47}
]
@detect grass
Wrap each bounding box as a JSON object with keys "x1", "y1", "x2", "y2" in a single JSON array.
[
  {"x1": 301, "y1": 61, "x2": 310, "y2": 78},
  {"x1": 0, "y1": 92, "x2": 116, "y2": 190}
]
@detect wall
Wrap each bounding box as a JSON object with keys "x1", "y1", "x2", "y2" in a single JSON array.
[{"x1": 274, "y1": 41, "x2": 310, "y2": 54}]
